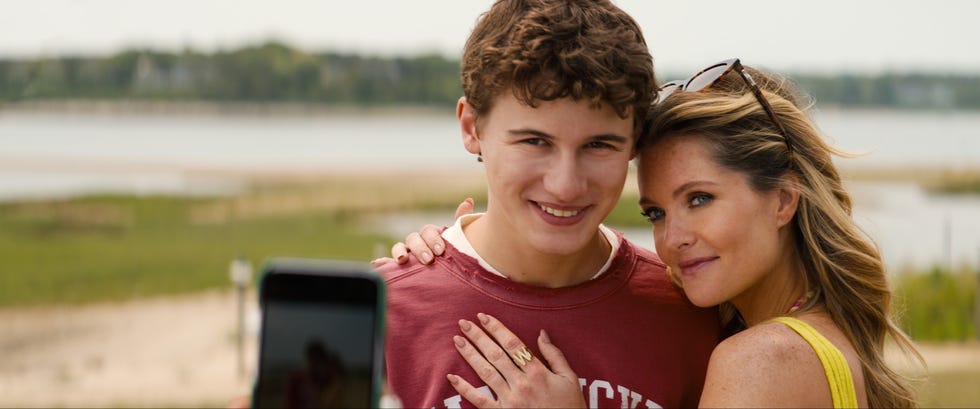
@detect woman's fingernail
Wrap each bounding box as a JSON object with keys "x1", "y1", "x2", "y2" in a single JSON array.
[
  {"x1": 447, "y1": 374, "x2": 459, "y2": 385},
  {"x1": 459, "y1": 319, "x2": 472, "y2": 332},
  {"x1": 477, "y1": 313, "x2": 490, "y2": 325},
  {"x1": 540, "y1": 329, "x2": 551, "y2": 345},
  {"x1": 434, "y1": 243, "x2": 444, "y2": 255},
  {"x1": 420, "y1": 251, "x2": 432, "y2": 264},
  {"x1": 453, "y1": 335, "x2": 466, "y2": 348}
]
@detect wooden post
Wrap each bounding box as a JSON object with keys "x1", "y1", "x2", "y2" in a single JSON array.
[
  {"x1": 229, "y1": 255, "x2": 253, "y2": 378},
  {"x1": 943, "y1": 212, "x2": 952, "y2": 271}
]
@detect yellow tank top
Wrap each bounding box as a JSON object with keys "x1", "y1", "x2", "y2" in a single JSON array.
[{"x1": 770, "y1": 316, "x2": 859, "y2": 409}]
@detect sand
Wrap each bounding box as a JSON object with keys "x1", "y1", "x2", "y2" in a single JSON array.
[{"x1": 0, "y1": 289, "x2": 260, "y2": 408}]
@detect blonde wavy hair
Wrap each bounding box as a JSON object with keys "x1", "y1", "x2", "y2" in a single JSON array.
[{"x1": 641, "y1": 65, "x2": 924, "y2": 408}]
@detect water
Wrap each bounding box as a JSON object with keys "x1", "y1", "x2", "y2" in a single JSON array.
[
  {"x1": 2, "y1": 108, "x2": 980, "y2": 270},
  {"x1": 811, "y1": 109, "x2": 980, "y2": 167},
  {"x1": 0, "y1": 110, "x2": 468, "y2": 199},
  {"x1": 0, "y1": 110, "x2": 469, "y2": 170}
]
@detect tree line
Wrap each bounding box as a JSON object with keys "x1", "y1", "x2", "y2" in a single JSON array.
[{"x1": 2, "y1": 41, "x2": 978, "y2": 110}]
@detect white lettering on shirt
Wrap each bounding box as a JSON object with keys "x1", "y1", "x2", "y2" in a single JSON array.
[
  {"x1": 617, "y1": 385, "x2": 643, "y2": 408},
  {"x1": 644, "y1": 399, "x2": 664, "y2": 408},
  {"x1": 437, "y1": 378, "x2": 662, "y2": 409},
  {"x1": 589, "y1": 380, "x2": 614, "y2": 408},
  {"x1": 441, "y1": 385, "x2": 494, "y2": 409}
]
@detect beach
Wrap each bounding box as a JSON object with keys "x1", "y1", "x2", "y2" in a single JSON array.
[{"x1": 0, "y1": 289, "x2": 259, "y2": 408}]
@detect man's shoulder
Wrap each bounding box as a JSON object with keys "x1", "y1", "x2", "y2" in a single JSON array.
[
  {"x1": 376, "y1": 244, "x2": 478, "y2": 289},
  {"x1": 616, "y1": 235, "x2": 667, "y2": 270},
  {"x1": 376, "y1": 255, "x2": 447, "y2": 285}
]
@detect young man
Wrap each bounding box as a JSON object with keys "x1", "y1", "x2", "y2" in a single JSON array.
[{"x1": 375, "y1": 1, "x2": 721, "y2": 408}]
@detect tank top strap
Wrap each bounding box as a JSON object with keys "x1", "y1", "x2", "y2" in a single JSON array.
[{"x1": 769, "y1": 316, "x2": 859, "y2": 409}]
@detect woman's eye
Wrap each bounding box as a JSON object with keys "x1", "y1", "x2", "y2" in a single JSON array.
[
  {"x1": 690, "y1": 193, "x2": 713, "y2": 207},
  {"x1": 522, "y1": 138, "x2": 545, "y2": 146},
  {"x1": 641, "y1": 207, "x2": 665, "y2": 223}
]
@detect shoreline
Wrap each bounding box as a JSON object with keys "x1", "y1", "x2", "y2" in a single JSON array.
[
  {"x1": 839, "y1": 164, "x2": 980, "y2": 187},
  {"x1": 6, "y1": 98, "x2": 980, "y2": 116},
  {"x1": 0, "y1": 99, "x2": 453, "y2": 118}
]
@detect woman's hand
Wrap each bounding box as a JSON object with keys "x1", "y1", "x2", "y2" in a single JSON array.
[
  {"x1": 447, "y1": 313, "x2": 586, "y2": 409},
  {"x1": 370, "y1": 198, "x2": 475, "y2": 267}
]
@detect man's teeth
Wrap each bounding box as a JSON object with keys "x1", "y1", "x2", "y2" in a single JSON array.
[{"x1": 539, "y1": 204, "x2": 581, "y2": 217}]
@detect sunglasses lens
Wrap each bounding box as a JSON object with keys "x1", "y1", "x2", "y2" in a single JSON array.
[
  {"x1": 684, "y1": 63, "x2": 734, "y2": 93},
  {"x1": 655, "y1": 81, "x2": 683, "y2": 103}
]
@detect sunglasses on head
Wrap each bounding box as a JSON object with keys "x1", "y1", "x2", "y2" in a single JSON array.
[{"x1": 655, "y1": 58, "x2": 793, "y2": 153}]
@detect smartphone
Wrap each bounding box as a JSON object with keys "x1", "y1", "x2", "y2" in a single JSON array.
[{"x1": 252, "y1": 258, "x2": 385, "y2": 409}]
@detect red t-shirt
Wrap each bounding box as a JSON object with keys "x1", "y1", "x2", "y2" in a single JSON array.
[{"x1": 379, "y1": 232, "x2": 721, "y2": 409}]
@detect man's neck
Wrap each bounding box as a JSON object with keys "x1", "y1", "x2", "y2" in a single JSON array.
[{"x1": 462, "y1": 214, "x2": 611, "y2": 288}]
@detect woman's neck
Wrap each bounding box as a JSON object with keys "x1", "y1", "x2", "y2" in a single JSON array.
[{"x1": 731, "y1": 250, "x2": 808, "y2": 327}]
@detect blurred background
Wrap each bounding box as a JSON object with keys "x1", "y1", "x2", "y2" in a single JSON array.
[{"x1": 1, "y1": 0, "x2": 978, "y2": 407}]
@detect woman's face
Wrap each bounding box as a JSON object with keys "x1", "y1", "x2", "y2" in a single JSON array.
[{"x1": 635, "y1": 134, "x2": 795, "y2": 308}]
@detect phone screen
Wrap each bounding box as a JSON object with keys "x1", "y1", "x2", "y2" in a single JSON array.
[{"x1": 253, "y1": 262, "x2": 384, "y2": 409}]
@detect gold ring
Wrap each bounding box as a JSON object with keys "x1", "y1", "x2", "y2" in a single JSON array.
[{"x1": 512, "y1": 346, "x2": 534, "y2": 368}]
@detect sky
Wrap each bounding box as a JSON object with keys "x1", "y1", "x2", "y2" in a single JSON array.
[{"x1": 1, "y1": 0, "x2": 979, "y2": 75}]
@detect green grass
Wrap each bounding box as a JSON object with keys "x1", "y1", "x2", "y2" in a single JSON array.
[
  {"x1": 0, "y1": 194, "x2": 392, "y2": 307},
  {"x1": 0, "y1": 173, "x2": 496, "y2": 307},
  {"x1": 605, "y1": 192, "x2": 650, "y2": 228},
  {"x1": 894, "y1": 266, "x2": 977, "y2": 341}
]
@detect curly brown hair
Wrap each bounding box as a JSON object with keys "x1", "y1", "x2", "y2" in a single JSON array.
[{"x1": 461, "y1": 0, "x2": 654, "y2": 135}]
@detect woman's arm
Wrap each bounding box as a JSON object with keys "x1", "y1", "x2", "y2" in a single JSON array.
[{"x1": 448, "y1": 313, "x2": 586, "y2": 408}]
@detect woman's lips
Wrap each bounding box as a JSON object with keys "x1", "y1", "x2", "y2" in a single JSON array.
[{"x1": 677, "y1": 257, "x2": 718, "y2": 276}]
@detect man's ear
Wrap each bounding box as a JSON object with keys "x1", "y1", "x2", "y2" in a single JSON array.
[
  {"x1": 776, "y1": 174, "x2": 801, "y2": 228},
  {"x1": 457, "y1": 96, "x2": 482, "y2": 155}
]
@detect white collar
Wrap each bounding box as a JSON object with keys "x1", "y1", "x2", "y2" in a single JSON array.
[{"x1": 440, "y1": 213, "x2": 619, "y2": 281}]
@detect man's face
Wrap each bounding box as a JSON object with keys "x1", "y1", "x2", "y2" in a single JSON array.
[{"x1": 461, "y1": 93, "x2": 635, "y2": 256}]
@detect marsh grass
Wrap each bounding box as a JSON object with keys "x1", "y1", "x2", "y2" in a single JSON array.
[
  {"x1": 0, "y1": 195, "x2": 388, "y2": 306},
  {"x1": 842, "y1": 165, "x2": 980, "y2": 195},
  {"x1": 894, "y1": 266, "x2": 977, "y2": 341},
  {"x1": 0, "y1": 172, "x2": 488, "y2": 307}
]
